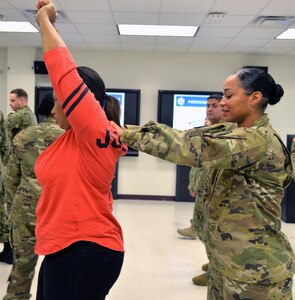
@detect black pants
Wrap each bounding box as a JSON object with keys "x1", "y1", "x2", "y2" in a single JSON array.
[{"x1": 36, "y1": 241, "x2": 124, "y2": 300}]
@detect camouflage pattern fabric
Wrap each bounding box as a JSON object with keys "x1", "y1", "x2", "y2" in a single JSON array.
[
  {"x1": 121, "y1": 114, "x2": 295, "y2": 284},
  {"x1": 3, "y1": 116, "x2": 64, "y2": 300},
  {"x1": 6, "y1": 106, "x2": 37, "y2": 142},
  {"x1": 208, "y1": 266, "x2": 293, "y2": 299},
  {"x1": 189, "y1": 167, "x2": 208, "y2": 241},
  {"x1": 0, "y1": 111, "x2": 10, "y2": 243},
  {"x1": 188, "y1": 123, "x2": 236, "y2": 242},
  {"x1": 1, "y1": 106, "x2": 37, "y2": 244}
]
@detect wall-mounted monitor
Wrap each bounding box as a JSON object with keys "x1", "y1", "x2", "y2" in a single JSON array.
[
  {"x1": 35, "y1": 87, "x2": 140, "y2": 156},
  {"x1": 157, "y1": 90, "x2": 222, "y2": 129},
  {"x1": 106, "y1": 88, "x2": 140, "y2": 156}
]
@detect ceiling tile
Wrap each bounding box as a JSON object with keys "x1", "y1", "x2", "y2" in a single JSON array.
[
  {"x1": 65, "y1": 11, "x2": 114, "y2": 24},
  {"x1": 260, "y1": 0, "x2": 295, "y2": 16},
  {"x1": 211, "y1": 0, "x2": 270, "y2": 15},
  {"x1": 161, "y1": 0, "x2": 215, "y2": 14},
  {"x1": 197, "y1": 27, "x2": 241, "y2": 38},
  {"x1": 113, "y1": 12, "x2": 159, "y2": 24},
  {"x1": 159, "y1": 13, "x2": 207, "y2": 26},
  {"x1": 55, "y1": 0, "x2": 110, "y2": 11},
  {"x1": 110, "y1": 0, "x2": 161, "y2": 13}
]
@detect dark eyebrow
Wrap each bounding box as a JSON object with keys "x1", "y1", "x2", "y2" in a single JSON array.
[{"x1": 224, "y1": 88, "x2": 234, "y2": 93}]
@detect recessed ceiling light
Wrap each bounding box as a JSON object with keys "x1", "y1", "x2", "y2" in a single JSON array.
[
  {"x1": 276, "y1": 28, "x2": 295, "y2": 39},
  {"x1": 0, "y1": 21, "x2": 38, "y2": 33},
  {"x1": 118, "y1": 24, "x2": 198, "y2": 37}
]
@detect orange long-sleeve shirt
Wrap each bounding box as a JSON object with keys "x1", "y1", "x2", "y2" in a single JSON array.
[{"x1": 35, "y1": 47, "x2": 127, "y2": 255}]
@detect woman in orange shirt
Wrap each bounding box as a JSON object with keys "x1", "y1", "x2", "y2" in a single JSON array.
[{"x1": 35, "y1": 1, "x2": 127, "y2": 299}]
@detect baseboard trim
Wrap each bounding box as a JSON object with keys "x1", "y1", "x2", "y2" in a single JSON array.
[{"x1": 117, "y1": 194, "x2": 176, "y2": 201}]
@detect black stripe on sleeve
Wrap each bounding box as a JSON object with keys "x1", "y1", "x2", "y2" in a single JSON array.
[
  {"x1": 65, "y1": 86, "x2": 89, "y2": 117},
  {"x1": 62, "y1": 82, "x2": 84, "y2": 109}
]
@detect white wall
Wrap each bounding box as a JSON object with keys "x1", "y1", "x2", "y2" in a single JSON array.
[{"x1": 3, "y1": 47, "x2": 295, "y2": 196}]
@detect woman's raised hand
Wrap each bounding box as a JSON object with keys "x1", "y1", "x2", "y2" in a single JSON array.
[{"x1": 35, "y1": 0, "x2": 57, "y2": 25}]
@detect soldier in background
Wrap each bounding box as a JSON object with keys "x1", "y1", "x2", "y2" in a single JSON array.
[
  {"x1": 3, "y1": 93, "x2": 64, "y2": 300},
  {"x1": 0, "y1": 89, "x2": 37, "y2": 264},
  {"x1": 0, "y1": 111, "x2": 10, "y2": 263},
  {"x1": 177, "y1": 94, "x2": 224, "y2": 240},
  {"x1": 177, "y1": 94, "x2": 229, "y2": 287},
  {"x1": 119, "y1": 68, "x2": 295, "y2": 298},
  {"x1": 6, "y1": 89, "x2": 37, "y2": 141}
]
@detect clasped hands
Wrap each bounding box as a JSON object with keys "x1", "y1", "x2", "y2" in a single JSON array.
[{"x1": 35, "y1": 0, "x2": 58, "y2": 25}]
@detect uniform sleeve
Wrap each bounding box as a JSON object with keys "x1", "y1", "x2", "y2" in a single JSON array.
[
  {"x1": 4, "y1": 138, "x2": 21, "y2": 206},
  {"x1": 188, "y1": 167, "x2": 206, "y2": 194},
  {"x1": 121, "y1": 121, "x2": 267, "y2": 170},
  {"x1": 0, "y1": 112, "x2": 11, "y2": 165}
]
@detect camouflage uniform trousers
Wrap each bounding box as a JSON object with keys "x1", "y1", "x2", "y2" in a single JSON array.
[
  {"x1": 4, "y1": 208, "x2": 38, "y2": 300},
  {"x1": 192, "y1": 194, "x2": 206, "y2": 242},
  {"x1": 207, "y1": 266, "x2": 293, "y2": 300},
  {"x1": 0, "y1": 181, "x2": 9, "y2": 244}
]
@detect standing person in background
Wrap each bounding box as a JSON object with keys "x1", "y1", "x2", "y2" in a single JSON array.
[
  {"x1": 35, "y1": 1, "x2": 127, "y2": 299},
  {"x1": 0, "y1": 110, "x2": 10, "y2": 264},
  {"x1": 7, "y1": 89, "x2": 37, "y2": 141},
  {"x1": 177, "y1": 94, "x2": 223, "y2": 239},
  {"x1": 119, "y1": 68, "x2": 295, "y2": 299},
  {"x1": 3, "y1": 93, "x2": 64, "y2": 300},
  {"x1": 0, "y1": 89, "x2": 37, "y2": 265},
  {"x1": 177, "y1": 94, "x2": 230, "y2": 287}
]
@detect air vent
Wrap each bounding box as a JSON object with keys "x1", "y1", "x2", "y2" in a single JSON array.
[
  {"x1": 22, "y1": 9, "x2": 68, "y2": 23},
  {"x1": 253, "y1": 16, "x2": 295, "y2": 27},
  {"x1": 206, "y1": 13, "x2": 225, "y2": 24}
]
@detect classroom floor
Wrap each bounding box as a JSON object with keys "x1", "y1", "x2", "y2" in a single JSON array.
[{"x1": 1, "y1": 199, "x2": 295, "y2": 300}]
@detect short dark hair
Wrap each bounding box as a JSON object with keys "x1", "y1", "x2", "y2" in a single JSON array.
[
  {"x1": 10, "y1": 88, "x2": 28, "y2": 100},
  {"x1": 207, "y1": 93, "x2": 223, "y2": 102}
]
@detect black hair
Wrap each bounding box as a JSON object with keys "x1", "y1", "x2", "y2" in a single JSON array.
[
  {"x1": 236, "y1": 68, "x2": 284, "y2": 110},
  {"x1": 77, "y1": 66, "x2": 106, "y2": 101},
  {"x1": 207, "y1": 93, "x2": 223, "y2": 102},
  {"x1": 77, "y1": 66, "x2": 121, "y2": 127},
  {"x1": 37, "y1": 92, "x2": 54, "y2": 116}
]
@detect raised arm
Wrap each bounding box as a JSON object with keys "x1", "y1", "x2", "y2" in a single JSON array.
[{"x1": 35, "y1": 0, "x2": 66, "y2": 53}]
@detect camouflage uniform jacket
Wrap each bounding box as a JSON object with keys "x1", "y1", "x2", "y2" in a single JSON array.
[
  {"x1": 187, "y1": 122, "x2": 235, "y2": 196},
  {"x1": 0, "y1": 111, "x2": 10, "y2": 166},
  {"x1": 6, "y1": 105, "x2": 37, "y2": 142},
  {"x1": 121, "y1": 114, "x2": 295, "y2": 283},
  {"x1": 4, "y1": 116, "x2": 64, "y2": 216},
  {"x1": 0, "y1": 111, "x2": 10, "y2": 241},
  {"x1": 188, "y1": 167, "x2": 206, "y2": 196}
]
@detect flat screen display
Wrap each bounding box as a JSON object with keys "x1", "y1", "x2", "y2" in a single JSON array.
[{"x1": 158, "y1": 90, "x2": 221, "y2": 129}]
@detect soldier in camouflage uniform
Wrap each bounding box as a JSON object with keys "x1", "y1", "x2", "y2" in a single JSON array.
[
  {"x1": 0, "y1": 89, "x2": 37, "y2": 264},
  {"x1": 178, "y1": 94, "x2": 224, "y2": 240},
  {"x1": 3, "y1": 93, "x2": 64, "y2": 300},
  {"x1": 6, "y1": 89, "x2": 37, "y2": 141},
  {"x1": 177, "y1": 94, "x2": 227, "y2": 286},
  {"x1": 119, "y1": 68, "x2": 295, "y2": 299},
  {"x1": 0, "y1": 111, "x2": 10, "y2": 256}
]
